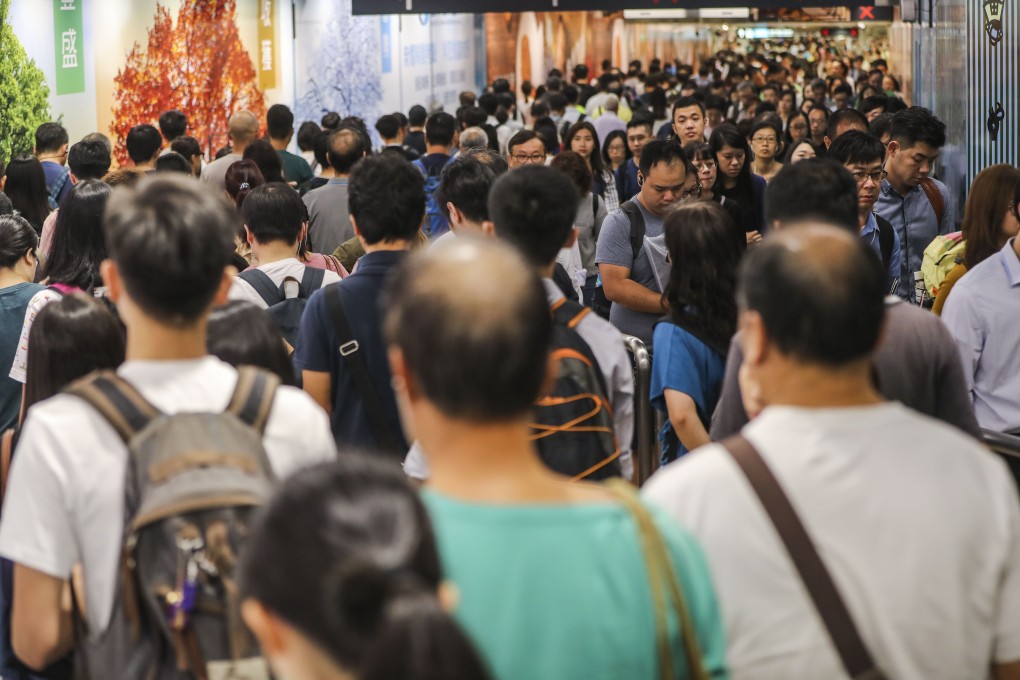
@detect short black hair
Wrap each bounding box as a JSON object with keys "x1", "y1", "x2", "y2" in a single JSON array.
[
  {"x1": 826, "y1": 108, "x2": 868, "y2": 141},
  {"x1": 859, "y1": 94, "x2": 889, "y2": 117},
  {"x1": 126, "y1": 124, "x2": 162, "y2": 164},
  {"x1": 738, "y1": 226, "x2": 886, "y2": 366},
  {"x1": 347, "y1": 154, "x2": 424, "y2": 245},
  {"x1": 424, "y1": 112, "x2": 456, "y2": 147},
  {"x1": 435, "y1": 154, "x2": 503, "y2": 223},
  {"x1": 321, "y1": 111, "x2": 341, "y2": 131},
  {"x1": 0, "y1": 194, "x2": 13, "y2": 217},
  {"x1": 267, "y1": 104, "x2": 295, "y2": 140},
  {"x1": 507, "y1": 130, "x2": 544, "y2": 156},
  {"x1": 327, "y1": 128, "x2": 367, "y2": 174},
  {"x1": 889, "y1": 106, "x2": 946, "y2": 149},
  {"x1": 242, "y1": 182, "x2": 306, "y2": 245},
  {"x1": 207, "y1": 301, "x2": 296, "y2": 386},
  {"x1": 296, "y1": 121, "x2": 320, "y2": 152},
  {"x1": 627, "y1": 117, "x2": 653, "y2": 134},
  {"x1": 408, "y1": 105, "x2": 428, "y2": 127},
  {"x1": 826, "y1": 130, "x2": 886, "y2": 168},
  {"x1": 765, "y1": 158, "x2": 858, "y2": 232},
  {"x1": 672, "y1": 96, "x2": 706, "y2": 118},
  {"x1": 546, "y1": 93, "x2": 568, "y2": 113},
  {"x1": 171, "y1": 136, "x2": 202, "y2": 162},
  {"x1": 638, "y1": 139, "x2": 689, "y2": 177},
  {"x1": 35, "y1": 122, "x2": 68, "y2": 153},
  {"x1": 68, "y1": 139, "x2": 112, "y2": 180},
  {"x1": 869, "y1": 112, "x2": 895, "y2": 140},
  {"x1": 461, "y1": 107, "x2": 487, "y2": 129},
  {"x1": 375, "y1": 114, "x2": 400, "y2": 140},
  {"x1": 478, "y1": 92, "x2": 498, "y2": 116},
  {"x1": 704, "y1": 94, "x2": 728, "y2": 113},
  {"x1": 158, "y1": 110, "x2": 187, "y2": 141},
  {"x1": 154, "y1": 152, "x2": 194, "y2": 175},
  {"x1": 104, "y1": 175, "x2": 238, "y2": 326},
  {"x1": 489, "y1": 165, "x2": 577, "y2": 268}
]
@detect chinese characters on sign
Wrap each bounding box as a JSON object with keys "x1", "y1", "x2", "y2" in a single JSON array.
[
  {"x1": 53, "y1": 0, "x2": 85, "y2": 94},
  {"x1": 258, "y1": 0, "x2": 277, "y2": 89}
]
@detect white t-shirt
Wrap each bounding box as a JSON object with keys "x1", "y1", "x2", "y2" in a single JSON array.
[
  {"x1": 228, "y1": 257, "x2": 341, "y2": 309},
  {"x1": 0, "y1": 356, "x2": 336, "y2": 633},
  {"x1": 9, "y1": 288, "x2": 62, "y2": 383},
  {"x1": 643, "y1": 403, "x2": 1020, "y2": 679}
]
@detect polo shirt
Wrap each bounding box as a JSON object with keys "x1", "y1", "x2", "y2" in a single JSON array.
[
  {"x1": 942, "y1": 239, "x2": 1020, "y2": 432},
  {"x1": 199, "y1": 152, "x2": 242, "y2": 190},
  {"x1": 295, "y1": 250, "x2": 409, "y2": 454},
  {"x1": 277, "y1": 149, "x2": 314, "y2": 186},
  {"x1": 302, "y1": 178, "x2": 353, "y2": 256}
]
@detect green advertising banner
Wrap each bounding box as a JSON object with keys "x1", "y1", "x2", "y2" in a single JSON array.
[{"x1": 53, "y1": 0, "x2": 85, "y2": 95}]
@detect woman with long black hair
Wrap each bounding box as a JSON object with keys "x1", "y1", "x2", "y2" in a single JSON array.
[
  {"x1": 710, "y1": 124, "x2": 767, "y2": 245},
  {"x1": 565, "y1": 121, "x2": 620, "y2": 212}
]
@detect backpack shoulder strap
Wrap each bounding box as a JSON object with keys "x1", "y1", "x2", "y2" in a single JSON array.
[
  {"x1": 619, "y1": 200, "x2": 646, "y2": 262},
  {"x1": 875, "y1": 214, "x2": 894, "y2": 272},
  {"x1": 919, "y1": 178, "x2": 945, "y2": 225},
  {"x1": 720, "y1": 435, "x2": 883, "y2": 679},
  {"x1": 225, "y1": 366, "x2": 280, "y2": 435},
  {"x1": 64, "y1": 371, "x2": 161, "y2": 443},
  {"x1": 299, "y1": 265, "x2": 327, "y2": 298},
  {"x1": 237, "y1": 269, "x2": 282, "y2": 307}
]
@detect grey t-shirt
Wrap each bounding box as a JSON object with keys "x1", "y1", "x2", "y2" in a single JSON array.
[
  {"x1": 199, "y1": 153, "x2": 242, "y2": 190},
  {"x1": 594, "y1": 199, "x2": 664, "y2": 346},
  {"x1": 576, "y1": 192, "x2": 608, "y2": 276},
  {"x1": 302, "y1": 179, "x2": 354, "y2": 256}
]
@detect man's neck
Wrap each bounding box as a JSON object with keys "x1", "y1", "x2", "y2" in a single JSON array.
[
  {"x1": 231, "y1": 140, "x2": 250, "y2": 156},
  {"x1": 425, "y1": 145, "x2": 450, "y2": 156},
  {"x1": 635, "y1": 192, "x2": 658, "y2": 217},
  {"x1": 318, "y1": 167, "x2": 336, "y2": 179},
  {"x1": 125, "y1": 320, "x2": 208, "y2": 362},
  {"x1": 37, "y1": 154, "x2": 65, "y2": 166},
  {"x1": 760, "y1": 361, "x2": 883, "y2": 409},
  {"x1": 382, "y1": 138, "x2": 402, "y2": 147},
  {"x1": 252, "y1": 241, "x2": 299, "y2": 266},
  {"x1": 858, "y1": 210, "x2": 870, "y2": 230},
  {"x1": 886, "y1": 171, "x2": 912, "y2": 197},
  {"x1": 361, "y1": 238, "x2": 412, "y2": 254},
  {"x1": 269, "y1": 138, "x2": 288, "y2": 152},
  {"x1": 1012, "y1": 236, "x2": 1020, "y2": 260},
  {"x1": 409, "y1": 126, "x2": 424, "y2": 133}
]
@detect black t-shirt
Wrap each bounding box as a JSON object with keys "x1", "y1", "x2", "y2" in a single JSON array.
[{"x1": 404, "y1": 130, "x2": 426, "y2": 155}]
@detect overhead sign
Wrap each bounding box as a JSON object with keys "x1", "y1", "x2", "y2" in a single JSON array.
[{"x1": 352, "y1": 0, "x2": 868, "y2": 14}]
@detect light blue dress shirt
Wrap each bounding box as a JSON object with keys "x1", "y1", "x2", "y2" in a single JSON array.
[
  {"x1": 859, "y1": 212, "x2": 903, "y2": 294},
  {"x1": 942, "y1": 239, "x2": 1020, "y2": 433}
]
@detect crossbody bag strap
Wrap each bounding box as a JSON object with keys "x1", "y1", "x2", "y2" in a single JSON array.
[
  {"x1": 919, "y1": 178, "x2": 945, "y2": 225},
  {"x1": 721, "y1": 435, "x2": 884, "y2": 680}
]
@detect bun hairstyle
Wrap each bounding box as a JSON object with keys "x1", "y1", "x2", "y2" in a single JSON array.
[
  {"x1": 224, "y1": 160, "x2": 265, "y2": 210},
  {"x1": 0, "y1": 214, "x2": 40, "y2": 269},
  {"x1": 239, "y1": 456, "x2": 491, "y2": 680}
]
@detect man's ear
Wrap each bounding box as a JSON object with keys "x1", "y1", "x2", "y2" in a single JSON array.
[
  {"x1": 480, "y1": 220, "x2": 496, "y2": 238},
  {"x1": 885, "y1": 140, "x2": 900, "y2": 158},
  {"x1": 446, "y1": 203, "x2": 461, "y2": 228},
  {"x1": 350, "y1": 214, "x2": 361, "y2": 238},
  {"x1": 101, "y1": 260, "x2": 121, "y2": 303},
  {"x1": 637, "y1": 171, "x2": 645, "y2": 186},
  {"x1": 244, "y1": 225, "x2": 254, "y2": 246},
  {"x1": 740, "y1": 310, "x2": 769, "y2": 367},
  {"x1": 388, "y1": 347, "x2": 420, "y2": 402},
  {"x1": 562, "y1": 227, "x2": 578, "y2": 250},
  {"x1": 823, "y1": 135, "x2": 832, "y2": 150},
  {"x1": 213, "y1": 264, "x2": 237, "y2": 306},
  {"x1": 241, "y1": 600, "x2": 287, "y2": 658}
]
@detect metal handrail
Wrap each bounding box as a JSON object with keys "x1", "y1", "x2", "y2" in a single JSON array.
[
  {"x1": 981, "y1": 429, "x2": 1020, "y2": 459},
  {"x1": 622, "y1": 335, "x2": 657, "y2": 486}
]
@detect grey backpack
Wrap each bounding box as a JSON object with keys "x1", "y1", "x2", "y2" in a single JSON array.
[{"x1": 65, "y1": 366, "x2": 280, "y2": 680}]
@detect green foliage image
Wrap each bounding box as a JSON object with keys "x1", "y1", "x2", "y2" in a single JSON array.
[{"x1": 0, "y1": 0, "x2": 52, "y2": 162}]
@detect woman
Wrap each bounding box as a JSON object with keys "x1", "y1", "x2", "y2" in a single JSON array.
[
  {"x1": 647, "y1": 88, "x2": 670, "y2": 134},
  {"x1": 297, "y1": 121, "x2": 322, "y2": 175},
  {"x1": 225, "y1": 161, "x2": 266, "y2": 268},
  {"x1": 933, "y1": 165, "x2": 1020, "y2": 315},
  {"x1": 238, "y1": 456, "x2": 492, "y2": 680},
  {"x1": 3, "y1": 157, "x2": 50, "y2": 234},
  {"x1": 550, "y1": 151, "x2": 607, "y2": 306},
  {"x1": 601, "y1": 129, "x2": 629, "y2": 175},
  {"x1": 566, "y1": 121, "x2": 620, "y2": 213},
  {"x1": 882, "y1": 74, "x2": 901, "y2": 97},
  {"x1": 785, "y1": 139, "x2": 818, "y2": 164},
  {"x1": 243, "y1": 139, "x2": 287, "y2": 184},
  {"x1": 784, "y1": 111, "x2": 810, "y2": 146},
  {"x1": 710, "y1": 124, "x2": 767, "y2": 243},
  {"x1": 651, "y1": 202, "x2": 742, "y2": 463},
  {"x1": 208, "y1": 301, "x2": 297, "y2": 386},
  {"x1": 683, "y1": 141, "x2": 746, "y2": 240},
  {"x1": 777, "y1": 89, "x2": 797, "y2": 128},
  {"x1": 748, "y1": 119, "x2": 784, "y2": 184},
  {"x1": 0, "y1": 216, "x2": 42, "y2": 433}
]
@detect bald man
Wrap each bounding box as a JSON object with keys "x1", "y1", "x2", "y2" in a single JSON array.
[
  {"x1": 644, "y1": 224, "x2": 1020, "y2": 680},
  {"x1": 200, "y1": 110, "x2": 259, "y2": 189}
]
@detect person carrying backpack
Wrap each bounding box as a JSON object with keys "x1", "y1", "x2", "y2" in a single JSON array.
[
  {"x1": 229, "y1": 183, "x2": 341, "y2": 353},
  {"x1": 0, "y1": 175, "x2": 336, "y2": 676},
  {"x1": 411, "y1": 111, "x2": 457, "y2": 239}
]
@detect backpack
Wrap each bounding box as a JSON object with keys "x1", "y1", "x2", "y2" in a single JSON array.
[
  {"x1": 620, "y1": 200, "x2": 647, "y2": 261},
  {"x1": 237, "y1": 266, "x2": 325, "y2": 353},
  {"x1": 920, "y1": 231, "x2": 965, "y2": 299},
  {"x1": 530, "y1": 298, "x2": 621, "y2": 480},
  {"x1": 875, "y1": 214, "x2": 895, "y2": 274},
  {"x1": 412, "y1": 156, "x2": 454, "y2": 238},
  {"x1": 65, "y1": 366, "x2": 280, "y2": 680}
]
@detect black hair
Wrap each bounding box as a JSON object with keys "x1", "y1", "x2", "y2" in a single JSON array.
[
  {"x1": 312, "y1": 130, "x2": 331, "y2": 170},
  {"x1": 672, "y1": 95, "x2": 706, "y2": 119},
  {"x1": 34, "y1": 122, "x2": 68, "y2": 154},
  {"x1": 154, "y1": 152, "x2": 194, "y2": 175},
  {"x1": 328, "y1": 128, "x2": 368, "y2": 175},
  {"x1": 765, "y1": 158, "x2": 858, "y2": 232},
  {"x1": 462, "y1": 108, "x2": 488, "y2": 130},
  {"x1": 826, "y1": 108, "x2": 868, "y2": 142},
  {"x1": 383, "y1": 239, "x2": 552, "y2": 422},
  {"x1": 626, "y1": 117, "x2": 654, "y2": 135},
  {"x1": 709, "y1": 124, "x2": 753, "y2": 207},
  {"x1": 348, "y1": 154, "x2": 424, "y2": 245},
  {"x1": 104, "y1": 174, "x2": 238, "y2": 327},
  {"x1": 489, "y1": 165, "x2": 578, "y2": 268},
  {"x1": 296, "y1": 121, "x2": 320, "y2": 153},
  {"x1": 242, "y1": 139, "x2": 285, "y2": 184},
  {"x1": 750, "y1": 119, "x2": 784, "y2": 156},
  {"x1": 0, "y1": 213, "x2": 39, "y2": 269},
  {"x1": 478, "y1": 92, "x2": 498, "y2": 116},
  {"x1": 225, "y1": 160, "x2": 265, "y2": 209},
  {"x1": 530, "y1": 101, "x2": 550, "y2": 120},
  {"x1": 704, "y1": 94, "x2": 728, "y2": 114},
  {"x1": 532, "y1": 119, "x2": 560, "y2": 157},
  {"x1": 239, "y1": 455, "x2": 492, "y2": 680},
  {"x1": 4, "y1": 156, "x2": 50, "y2": 233},
  {"x1": 408, "y1": 105, "x2": 428, "y2": 127},
  {"x1": 41, "y1": 179, "x2": 110, "y2": 291},
  {"x1": 321, "y1": 112, "x2": 342, "y2": 131},
  {"x1": 663, "y1": 202, "x2": 742, "y2": 352},
  {"x1": 563, "y1": 84, "x2": 579, "y2": 105},
  {"x1": 859, "y1": 94, "x2": 888, "y2": 117},
  {"x1": 638, "y1": 139, "x2": 689, "y2": 177},
  {"x1": 601, "y1": 129, "x2": 630, "y2": 168},
  {"x1": 546, "y1": 93, "x2": 568, "y2": 113},
  {"x1": 157, "y1": 110, "x2": 187, "y2": 142},
  {"x1": 737, "y1": 227, "x2": 886, "y2": 366},
  {"x1": 375, "y1": 114, "x2": 401, "y2": 140},
  {"x1": 424, "y1": 112, "x2": 457, "y2": 147},
  {"x1": 266, "y1": 104, "x2": 295, "y2": 141},
  {"x1": 868, "y1": 112, "x2": 895, "y2": 141},
  {"x1": 171, "y1": 136, "x2": 202, "y2": 162},
  {"x1": 826, "y1": 130, "x2": 886, "y2": 168},
  {"x1": 126, "y1": 124, "x2": 163, "y2": 164},
  {"x1": 493, "y1": 77, "x2": 512, "y2": 93},
  {"x1": 889, "y1": 106, "x2": 946, "y2": 149},
  {"x1": 68, "y1": 140, "x2": 112, "y2": 180},
  {"x1": 0, "y1": 194, "x2": 13, "y2": 217},
  {"x1": 241, "y1": 182, "x2": 305, "y2": 245},
  {"x1": 565, "y1": 121, "x2": 607, "y2": 177},
  {"x1": 507, "y1": 130, "x2": 544, "y2": 156},
  {"x1": 550, "y1": 150, "x2": 593, "y2": 198},
  {"x1": 207, "y1": 301, "x2": 296, "y2": 386},
  {"x1": 24, "y1": 293, "x2": 125, "y2": 412},
  {"x1": 435, "y1": 155, "x2": 501, "y2": 224}
]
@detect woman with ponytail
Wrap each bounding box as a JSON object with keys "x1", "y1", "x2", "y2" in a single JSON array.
[{"x1": 238, "y1": 455, "x2": 492, "y2": 680}]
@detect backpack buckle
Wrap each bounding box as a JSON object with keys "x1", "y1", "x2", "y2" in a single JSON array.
[{"x1": 339, "y1": 340, "x2": 359, "y2": 356}]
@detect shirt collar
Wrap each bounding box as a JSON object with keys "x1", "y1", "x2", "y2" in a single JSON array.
[
  {"x1": 999, "y1": 239, "x2": 1020, "y2": 287},
  {"x1": 880, "y1": 179, "x2": 919, "y2": 199},
  {"x1": 357, "y1": 249, "x2": 410, "y2": 271},
  {"x1": 859, "y1": 211, "x2": 878, "y2": 236}
]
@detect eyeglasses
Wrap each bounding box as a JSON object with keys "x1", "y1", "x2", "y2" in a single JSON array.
[
  {"x1": 511, "y1": 153, "x2": 545, "y2": 164},
  {"x1": 751, "y1": 136, "x2": 778, "y2": 145},
  {"x1": 851, "y1": 169, "x2": 887, "y2": 184},
  {"x1": 694, "y1": 160, "x2": 717, "y2": 171},
  {"x1": 681, "y1": 183, "x2": 703, "y2": 200}
]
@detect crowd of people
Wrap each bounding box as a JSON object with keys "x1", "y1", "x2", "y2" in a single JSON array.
[{"x1": 0, "y1": 42, "x2": 1017, "y2": 680}]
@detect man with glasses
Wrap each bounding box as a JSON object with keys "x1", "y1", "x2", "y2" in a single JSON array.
[
  {"x1": 828, "y1": 131, "x2": 902, "y2": 293},
  {"x1": 506, "y1": 130, "x2": 547, "y2": 169},
  {"x1": 596, "y1": 140, "x2": 700, "y2": 348},
  {"x1": 33, "y1": 123, "x2": 71, "y2": 209}
]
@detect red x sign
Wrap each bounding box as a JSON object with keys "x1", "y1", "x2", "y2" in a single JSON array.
[{"x1": 859, "y1": 6, "x2": 876, "y2": 20}]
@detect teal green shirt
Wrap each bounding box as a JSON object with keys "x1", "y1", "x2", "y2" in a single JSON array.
[
  {"x1": 422, "y1": 490, "x2": 729, "y2": 680},
  {"x1": 278, "y1": 149, "x2": 314, "y2": 186}
]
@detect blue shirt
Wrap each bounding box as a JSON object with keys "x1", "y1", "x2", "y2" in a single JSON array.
[
  {"x1": 876, "y1": 178, "x2": 954, "y2": 301},
  {"x1": 0, "y1": 283, "x2": 43, "y2": 433},
  {"x1": 859, "y1": 212, "x2": 902, "y2": 293},
  {"x1": 40, "y1": 161, "x2": 71, "y2": 208},
  {"x1": 942, "y1": 239, "x2": 1020, "y2": 433},
  {"x1": 295, "y1": 250, "x2": 410, "y2": 454},
  {"x1": 615, "y1": 158, "x2": 640, "y2": 204},
  {"x1": 650, "y1": 321, "x2": 726, "y2": 463}
]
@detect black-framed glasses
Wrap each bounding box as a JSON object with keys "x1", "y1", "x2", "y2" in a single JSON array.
[
  {"x1": 681, "y1": 183, "x2": 703, "y2": 200},
  {"x1": 851, "y1": 169, "x2": 887, "y2": 184},
  {"x1": 511, "y1": 153, "x2": 545, "y2": 163}
]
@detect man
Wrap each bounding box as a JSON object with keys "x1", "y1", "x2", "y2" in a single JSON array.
[
  {"x1": 157, "y1": 109, "x2": 187, "y2": 147},
  {"x1": 383, "y1": 237, "x2": 726, "y2": 679},
  {"x1": 615, "y1": 118, "x2": 652, "y2": 202},
  {"x1": 943, "y1": 228, "x2": 1020, "y2": 434},
  {"x1": 807, "y1": 77, "x2": 833, "y2": 109},
  {"x1": 728, "y1": 82, "x2": 758, "y2": 122},
  {"x1": 297, "y1": 154, "x2": 422, "y2": 455},
  {"x1": 266, "y1": 104, "x2": 314, "y2": 186},
  {"x1": 412, "y1": 112, "x2": 457, "y2": 238},
  {"x1": 596, "y1": 140, "x2": 699, "y2": 347},
  {"x1": 375, "y1": 113, "x2": 420, "y2": 161},
  {"x1": 808, "y1": 105, "x2": 829, "y2": 149},
  {"x1": 431, "y1": 150, "x2": 507, "y2": 246},
  {"x1": 831, "y1": 83, "x2": 854, "y2": 110},
  {"x1": 34, "y1": 123, "x2": 71, "y2": 208},
  {"x1": 404, "y1": 104, "x2": 428, "y2": 156},
  {"x1": 822, "y1": 107, "x2": 868, "y2": 149},
  {"x1": 593, "y1": 95, "x2": 626, "y2": 147},
  {"x1": 201, "y1": 110, "x2": 259, "y2": 189},
  {"x1": 704, "y1": 94, "x2": 728, "y2": 138},
  {"x1": 302, "y1": 128, "x2": 367, "y2": 256},
  {"x1": 672, "y1": 96, "x2": 707, "y2": 145},
  {"x1": 869, "y1": 111, "x2": 894, "y2": 145},
  {"x1": 861, "y1": 94, "x2": 889, "y2": 122},
  {"x1": 170, "y1": 136, "x2": 203, "y2": 176},
  {"x1": 0, "y1": 175, "x2": 335, "y2": 671},
  {"x1": 711, "y1": 159, "x2": 979, "y2": 440},
  {"x1": 876, "y1": 107, "x2": 954, "y2": 301},
  {"x1": 457, "y1": 126, "x2": 489, "y2": 153},
  {"x1": 645, "y1": 224, "x2": 1020, "y2": 679},
  {"x1": 39, "y1": 139, "x2": 112, "y2": 258},
  {"x1": 125, "y1": 124, "x2": 162, "y2": 171},
  {"x1": 506, "y1": 130, "x2": 546, "y2": 169},
  {"x1": 827, "y1": 131, "x2": 901, "y2": 291}
]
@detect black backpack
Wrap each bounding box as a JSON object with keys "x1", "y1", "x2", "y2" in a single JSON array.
[
  {"x1": 237, "y1": 267, "x2": 325, "y2": 353},
  {"x1": 620, "y1": 199, "x2": 647, "y2": 261},
  {"x1": 530, "y1": 298, "x2": 621, "y2": 480}
]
